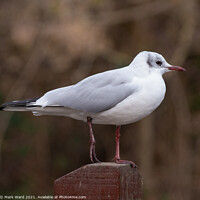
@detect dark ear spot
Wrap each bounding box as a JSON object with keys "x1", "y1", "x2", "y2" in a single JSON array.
[{"x1": 147, "y1": 54, "x2": 153, "y2": 67}]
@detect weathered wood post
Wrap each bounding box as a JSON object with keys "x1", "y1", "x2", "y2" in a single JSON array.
[{"x1": 54, "y1": 162, "x2": 142, "y2": 200}]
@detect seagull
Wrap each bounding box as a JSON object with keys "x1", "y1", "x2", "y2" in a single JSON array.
[{"x1": 0, "y1": 51, "x2": 185, "y2": 167}]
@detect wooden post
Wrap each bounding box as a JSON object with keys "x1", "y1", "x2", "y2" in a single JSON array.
[{"x1": 54, "y1": 162, "x2": 142, "y2": 200}]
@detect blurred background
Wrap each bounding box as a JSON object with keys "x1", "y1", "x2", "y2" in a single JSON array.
[{"x1": 0, "y1": 0, "x2": 199, "y2": 199}]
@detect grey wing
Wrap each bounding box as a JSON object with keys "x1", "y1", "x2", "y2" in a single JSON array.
[{"x1": 36, "y1": 68, "x2": 137, "y2": 113}]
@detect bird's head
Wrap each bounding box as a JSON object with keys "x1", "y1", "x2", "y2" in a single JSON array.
[{"x1": 130, "y1": 51, "x2": 186, "y2": 76}]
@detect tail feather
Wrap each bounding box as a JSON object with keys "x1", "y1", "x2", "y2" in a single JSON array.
[{"x1": 0, "y1": 97, "x2": 40, "y2": 111}]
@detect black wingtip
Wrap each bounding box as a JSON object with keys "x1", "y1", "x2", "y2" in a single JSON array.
[
  {"x1": 0, "y1": 102, "x2": 7, "y2": 111},
  {"x1": 0, "y1": 106, "x2": 5, "y2": 111},
  {"x1": 0, "y1": 97, "x2": 40, "y2": 111}
]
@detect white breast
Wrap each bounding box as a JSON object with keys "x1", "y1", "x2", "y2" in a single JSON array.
[{"x1": 92, "y1": 73, "x2": 166, "y2": 125}]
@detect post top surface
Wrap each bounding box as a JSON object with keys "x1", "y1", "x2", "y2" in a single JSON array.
[{"x1": 84, "y1": 162, "x2": 130, "y2": 167}]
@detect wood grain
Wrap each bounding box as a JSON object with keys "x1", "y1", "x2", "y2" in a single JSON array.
[{"x1": 54, "y1": 162, "x2": 142, "y2": 200}]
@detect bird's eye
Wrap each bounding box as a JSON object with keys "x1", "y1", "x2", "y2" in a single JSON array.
[{"x1": 156, "y1": 61, "x2": 162, "y2": 66}]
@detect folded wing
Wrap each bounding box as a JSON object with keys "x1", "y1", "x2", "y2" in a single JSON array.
[{"x1": 36, "y1": 67, "x2": 137, "y2": 113}]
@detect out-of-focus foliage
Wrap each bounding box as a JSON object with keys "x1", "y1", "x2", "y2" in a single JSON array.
[{"x1": 0, "y1": 0, "x2": 200, "y2": 199}]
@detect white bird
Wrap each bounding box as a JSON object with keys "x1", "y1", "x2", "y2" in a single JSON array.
[{"x1": 0, "y1": 51, "x2": 185, "y2": 167}]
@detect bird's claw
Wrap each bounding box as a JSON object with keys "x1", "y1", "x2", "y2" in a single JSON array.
[{"x1": 115, "y1": 158, "x2": 137, "y2": 168}]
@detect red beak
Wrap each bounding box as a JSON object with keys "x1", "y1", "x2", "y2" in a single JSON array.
[{"x1": 167, "y1": 66, "x2": 186, "y2": 72}]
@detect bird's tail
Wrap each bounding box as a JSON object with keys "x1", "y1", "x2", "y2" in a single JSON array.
[{"x1": 0, "y1": 97, "x2": 40, "y2": 112}]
